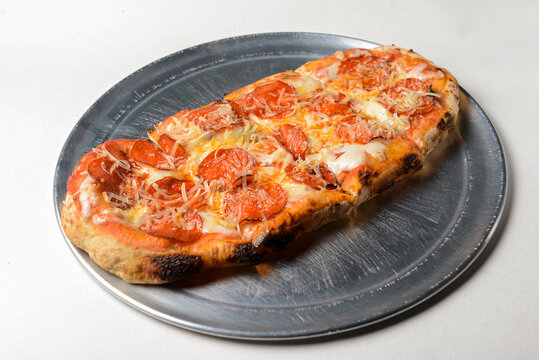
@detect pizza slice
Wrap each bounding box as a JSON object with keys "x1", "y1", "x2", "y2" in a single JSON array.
[{"x1": 61, "y1": 45, "x2": 458, "y2": 284}]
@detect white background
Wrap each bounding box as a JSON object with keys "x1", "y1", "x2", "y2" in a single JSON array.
[{"x1": 2, "y1": 0, "x2": 538, "y2": 358}]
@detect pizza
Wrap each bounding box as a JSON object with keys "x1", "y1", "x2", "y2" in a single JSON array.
[{"x1": 61, "y1": 45, "x2": 459, "y2": 284}]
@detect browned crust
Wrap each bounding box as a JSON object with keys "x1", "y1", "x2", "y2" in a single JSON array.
[
  {"x1": 62, "y1": 189, "x2": 352, "y2": 283},
  {"x1": 61, "y1": 195, "x2": 183, "y2": 283},
  {"x1": 61, "y1": 169, "x2": 356, "y2": 284}
]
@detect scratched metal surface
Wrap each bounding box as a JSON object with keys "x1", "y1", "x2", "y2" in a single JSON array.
[{"x1": 53, "y1": 33, "x2": 507, "y2": 340}]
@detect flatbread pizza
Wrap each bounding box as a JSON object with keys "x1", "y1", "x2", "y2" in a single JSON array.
[{"x1": 61, "y1": 45, "x2": 459, "y2": 283}]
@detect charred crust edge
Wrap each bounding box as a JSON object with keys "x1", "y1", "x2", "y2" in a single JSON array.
[
  {"x1": 229, "y1": 243, "x2": 263, "y2": 264},
  {"x1": 358, "y1": 169, "x2": 375, "y2": 186},
  {"x1": 402, "y1": 154, "x2": 423, "y2": 174},
  {"x1": 147, "y1": 124, "x2": 158, "y2": 137},
  {"x1": 260, "y1": 225, "x2": 298, "y2": 252},
  {"x1": 437, "y1": 111, "x2": 454, "y2": 131},
  {"x1": 150, "y1": 254, "x2": 202, "y2": 282}
]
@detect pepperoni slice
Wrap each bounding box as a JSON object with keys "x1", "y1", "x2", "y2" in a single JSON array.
[
  {"x1": 184, "y1": 100, "x2": 246, "y2": 131},
  {"x1": 101, "y1": 140, "x2": 129, "y2": 162},
  {"x1": 338, "y1": 54, "x2": 391, "y2": 91},
  {"x1": 277, "y1": 124, "x2": 309, "y2": 160},
  {"x1": 87, "y1": 157, "x2": 131, "y2": 194},
  {"x1": 197, "y1": 148, "x2": 257, "y2": 190},
  {"x1": 140, "y1": 208, "x2": 203, "y2": 242},
  {"x1": 131, "y1": 139, "x2": 174, "y2": 170},
  {"x1": 335, "y1": 116, "x2": 379, "y2": 144},
  {"x1": 147, "y1": 176, "x2": 196, "y2": 208},
  {"x1": 225, "y1": 184, "x2": 287, "y2": 223},
  {"x1": 157, "y1": 134, "x2": 186, "y2": 163},
  {"x1": 284, "y1": 164, "x2": 325, "y2": 189},
  {"x1": 378, "y1": 78, "x2": 435, "y2": 119},
  {"x1": 238, "y1": 80, "x2": 297, "y2": 119},
  {"x1": 87, "y1": 157, "x2": 134, "y2": 209},
  {"x1": 303, "y1": 90, "x2": 352, "y2": 117},
  {"x1": 319, "y1": 162, "x2": 338, "y2": 188}
]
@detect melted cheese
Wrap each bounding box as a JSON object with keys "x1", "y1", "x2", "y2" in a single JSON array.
[
  {"x1": 198, "y1": 210, "x2": 238, "y2": 235},
  {"x1": 127, "y1": 205, "x2": 145, "y2": 224},
  {"x1": 78, "y1": 177, "x2": 97, "y2": 219},
  {"x1": 279, "y1": 181, "x2": 310, "y2": 202},
  {"x1": 324, "y1": 141, "x2": 387, "y2": 174},
  {"x1": 400, "y1": 61, "x2": 444, "y2": 81},
  {"x1": 359, "y1": 99, "x2": 409, "y2": 131},
  {"x1": 257, "y1": 146, "x2": 294, "y2": 166},
  {"x1": 284, "y1": 75, "x2": 321, "y2": 96},
  {"x1": 144, "y1": 169, "x2": 179, "y2": 185},
  {"x1": 322, "y1": 62, "x2": 340, "y2": 82}
]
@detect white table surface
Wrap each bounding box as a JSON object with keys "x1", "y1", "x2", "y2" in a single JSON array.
[{"x1": 2, "y1": 1, "x2": 538, "y2": 358}]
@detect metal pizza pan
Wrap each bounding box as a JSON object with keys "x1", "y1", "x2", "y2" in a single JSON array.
[{"x1": 53, "y1": 32, "x2": 507, "y2": 340}]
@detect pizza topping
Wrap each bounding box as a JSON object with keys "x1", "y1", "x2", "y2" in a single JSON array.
[
  {"x1": 197, "y1": 210, "x2": 238, "y2": 235},
  {"x1": 138, "y1": 177, "x2": 207, "y2": 211},
  {"x1": 335, "y1": 115, "x2": 394, "y2": 144},
  {"x1": 338, "y1": 53, "x2": 391, "y2": 91},
  {"x1": 280, "y1": 73, "x2": 321, "y2": 96},
  {"x1": 225, "y1": 184, "x2": 287, "y2": 223},
  {"x1": 249, "y1": 136, "x2": 279, "y2": 156},
  {"x1": 197, "y1": 148, "x2": 257, "y2": 190},
  {"x1": 399, "y1": 56, "x2": 444, "y2": 81},
  {"x1": 378, "y1": 78, "x2": 436, "y2": 119},
  {"x1": 183, "y1": 100, "x2": 246, "y2": 131},
  {"x1": 319, "y1": 162, "x2": 338, "y2": 188},
  {"x1": 284, "y1": 164, "x2": 325, "y2": 189},
  {"x1": 313, "y1": 62, "x2": 341, "y2": 82},
  {"x1": 146, "y1": 176, "x2": 195, "y2": 208},
  {"x1": 139, "y1": 207, "x2": 203, "y2": 242},
  {"x1": 302, "y1": 90, "x2": 352, "y2": 117},
  {"x1": 157, "y1": 134, "x2": 187, "y2": 163},
  {"x1": 357, "y1": 99, "x2": 408, "y2": 133},
  {"x1": 102, "y1": 191, "x2": 135, "y2": 210},
  {"x1": 277, "y1": 124, "x2": 310, "y2": 160},
  {"x1": 87, "y1": 157, "x2": 131, "y2": 195},
  {"x1": 91, "y1": 141, "x2": 132, "y2": 172},
  {"x1": 324, "y1": 141, "x2": 387, "y2": 174},
  {"x1": 238, "y1": 80, "x2": 297, "y2": 119},
  {"x1": 131, "y1": 139, "x2": 176, "y2": 170}
]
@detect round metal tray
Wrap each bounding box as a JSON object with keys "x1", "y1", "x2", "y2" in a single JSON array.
[{"x1": 53, "y1": 32, "x2": 507, "y2": 340}]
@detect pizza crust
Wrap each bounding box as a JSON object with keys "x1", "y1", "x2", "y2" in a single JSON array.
[{"x1": 62, "y1": 195, "x2": 202, "y2": 283}]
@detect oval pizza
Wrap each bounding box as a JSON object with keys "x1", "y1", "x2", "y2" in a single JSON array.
[{"x1": 61, "y1": 45, "x2": 459, "y2": 283}]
